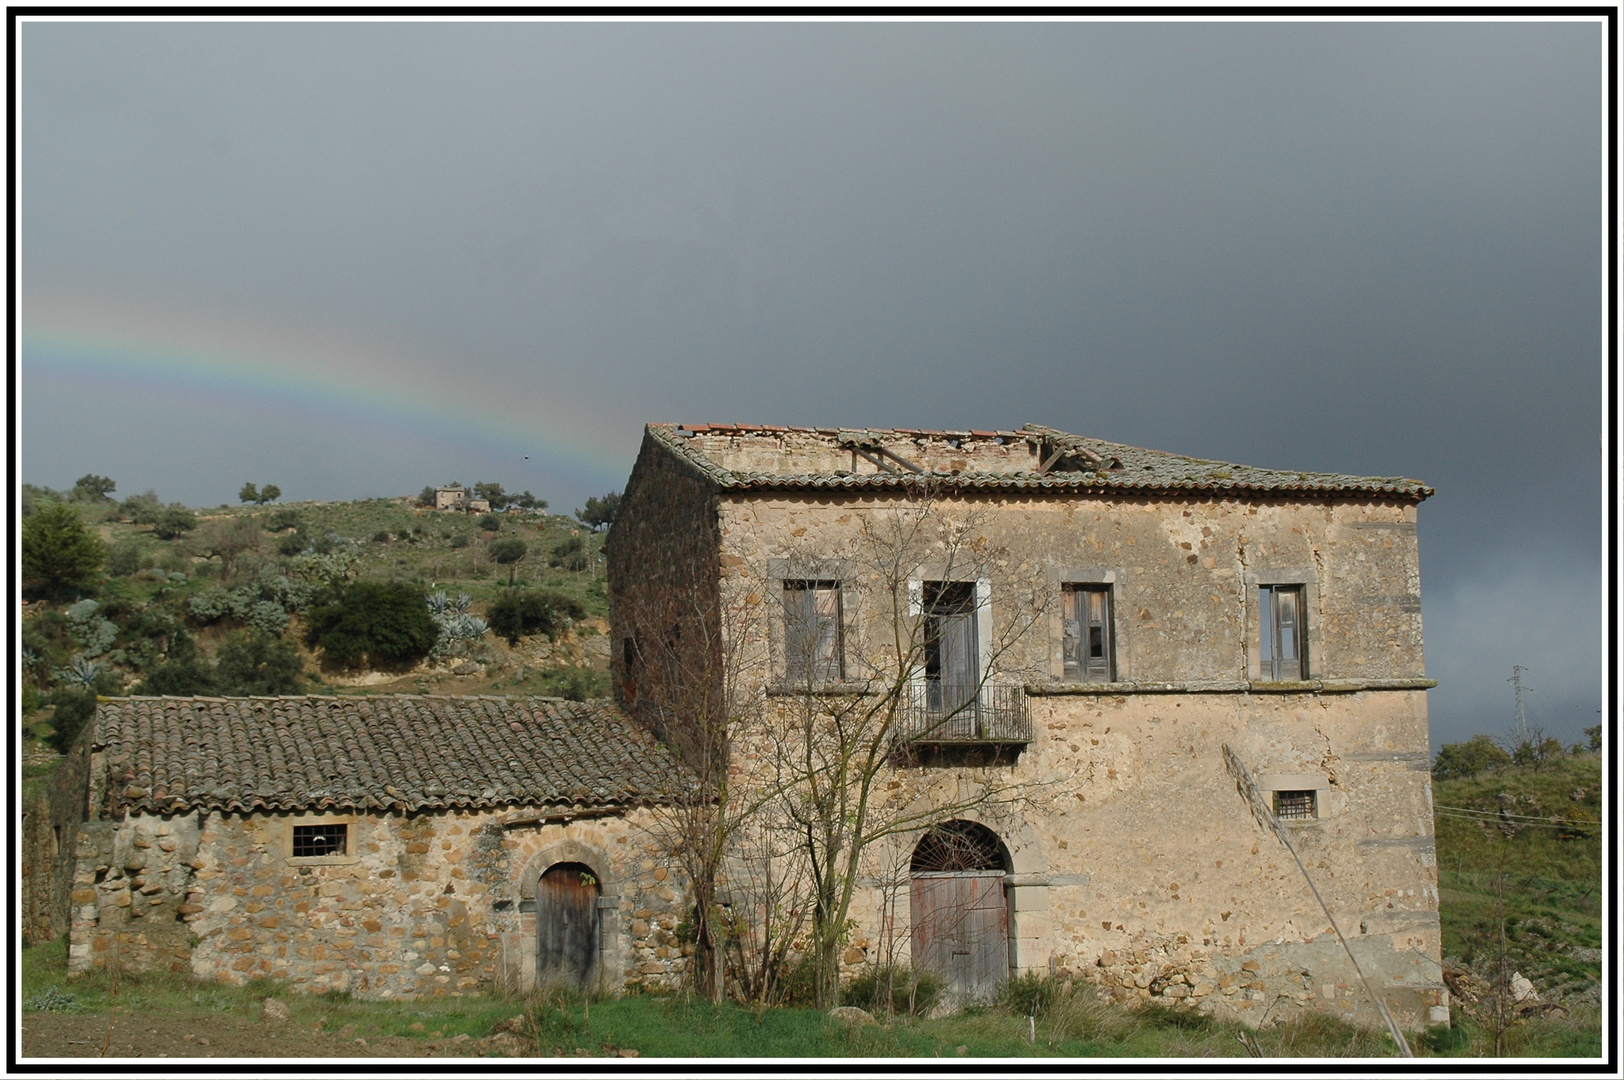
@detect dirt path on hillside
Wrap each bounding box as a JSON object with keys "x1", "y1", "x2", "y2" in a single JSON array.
[{"x1": 22, "y1": 1013, "x2": 536, "y2": 1059}]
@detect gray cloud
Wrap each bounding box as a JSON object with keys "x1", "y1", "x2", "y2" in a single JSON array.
[{"x1": 19, "y1": 20, "x2": 1605, "y2": 742}]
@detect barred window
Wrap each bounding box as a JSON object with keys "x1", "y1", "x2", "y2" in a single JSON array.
[
  {"x1": 784, "y1": 581, "x2": 843, "y2": 683},
  {"x1": 292, "y1": 823, "x2": 348, "y2": 858},
  {"x1": 1273, "y1": 790, "x2": 1316, "y2": 821}
]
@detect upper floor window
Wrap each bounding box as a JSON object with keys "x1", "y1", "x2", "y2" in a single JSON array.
[
  {"x1": 1259, "y1": 585, "x2": 1307, "y2": 681},
  {"x1": 784, "y1": 580, "x2": 843, "y2": 683},
  {"x1": 1063, "y1": 584, "x2": 1114, "y2": 681}
]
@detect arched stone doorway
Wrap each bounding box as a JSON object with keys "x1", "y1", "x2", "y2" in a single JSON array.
[
  {"x1": 536, "y1": 862, "x2": 601, "y2": 989},
  {"x1": 910, "y1": 820, "x2": 1012, "y2": 1004}
]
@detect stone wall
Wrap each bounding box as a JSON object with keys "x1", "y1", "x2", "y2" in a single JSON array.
[
  {"x1": 607, "y1": 428, "x2": 725, "y2": 762},
  {"x1": 22, "y1": 725, "x2": 95, "y2": 947},
  {"x1": 68, "y1": 805, "x2": 690, "y2": 999},
  {"x1": 660, "y1": 488, "x2": 1444, "y2": 1027}
]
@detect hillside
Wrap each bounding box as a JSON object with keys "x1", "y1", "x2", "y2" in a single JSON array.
[
  {"x1": 21, "y1": 492, "x2": 615, "y2": 752},
  {"x1": 1432, "y1": 753, "x2": 1602, "y2": 1007}
]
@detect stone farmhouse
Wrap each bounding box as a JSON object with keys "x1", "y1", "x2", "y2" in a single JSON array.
[
  {"x1": 608, "y1": 422, "x2": 1445, "y2": 1028},
  {"x1": 55, "y1": 696, "x2": 695, "y2": 997},
  {"x1": 40, "y1": 419, "x2": 1444, "y2": 1029}
]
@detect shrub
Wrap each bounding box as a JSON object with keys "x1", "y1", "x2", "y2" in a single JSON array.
[
  {"x1": 486, "y1": 590, "x2": 584, "y2": 645},
  {"x1": 549, "y1": 536, "x2": 588, "y2": 572},
  {"x1": 490, "y1": 537, "x2": 528, "y2": 583},
  {"x1": 22, "y1": 502, "x2": 106, "y2": 598},
  {"x1": 45, "y1": 688, "x2": 98, "y2": 752},
  {"x1": 843, "y1": 965, "x2": 944, "y2": 1017},
  {"x1": 64, "y1": 600, "x2": 118, "y2": 658},
  {"x1": 150, "y1": 504, "x2": 198, "y2": 540},
  {"x1": 449, "y1": 532, "x2": 471, "y2": 549},
  {"x1": 303, "y1": 581, "x2": 438, "y2": 668},
  {"x1": 108, "y1": 540, "x2": 143, "y2": 578},
  {"x1": 373, "y1": 531, "x2": 391, "y2": 543},
  {"x1": 214, "y1": 630, "x2": 306, "y2": 695},
  {"x1": 998, "y1": 970, "x2": 1067, "y2": 1018},
  {"x1": 1433, "y1": 735, "x2": 1513, "y2": 781},
  {"x1": 135, "y1": 633, "x2": 216, "y2": 695},
  {"x1": 478, "y1": 513, "x2": 504, "y2": 532},
  {"x1": 263, "y1": 507, "x2": 301, "y2": 532}
]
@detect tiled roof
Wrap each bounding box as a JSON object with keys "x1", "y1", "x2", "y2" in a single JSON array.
[
  {"x1": 647, "y1": 423, "x2": 1432, "y2": 500},
  {"x1": 94, "y1": 696, "x2": 693, "y2": 815}
]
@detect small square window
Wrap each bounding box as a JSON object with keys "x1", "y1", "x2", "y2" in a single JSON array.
[
  {"x1": 292, "y1": 823, "x2": 348, "y2": 858},
  {"x1": 1273, "y1": 790, "x2": 1316, "y2": 821}
]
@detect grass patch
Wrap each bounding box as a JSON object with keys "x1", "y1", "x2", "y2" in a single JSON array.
[{"x1": 20, "y1": 939, "x2": 1598, "y2": 1057}]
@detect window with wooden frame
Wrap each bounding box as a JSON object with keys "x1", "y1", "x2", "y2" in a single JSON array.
[
  {"x1": 1062, "y1": 584, "x2": 1114, "y2": 682},
  {"x1": 285, "y1": 815, "x2": 356, "y2": 863},
  {"x1": 1259, "y1": 585, "x2": 1307, "y2": 681},
  {"x1": 784, "y1": 580, "x2": 843, "y2": 684}
]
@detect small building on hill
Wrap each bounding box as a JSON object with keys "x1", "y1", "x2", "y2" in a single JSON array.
[{"x1": 59, "y1": 696, "x2": 693, "y2": 999}]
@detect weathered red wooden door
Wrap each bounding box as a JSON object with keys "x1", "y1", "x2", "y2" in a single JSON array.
[
  {"x1": 537, "y1": 863, "x2": 600, "y2": 988},
  {"x1": 910, "y1": 870, "x2": 1009, "y2": 1003}
]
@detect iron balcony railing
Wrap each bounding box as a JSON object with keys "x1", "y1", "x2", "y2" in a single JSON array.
[{"x1": 896, "y1": 683, "x2": 1031, "y2": 745}]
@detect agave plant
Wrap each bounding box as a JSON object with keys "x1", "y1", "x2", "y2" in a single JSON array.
[{"x1": 55, "y1": 654, "x2": 103, "y2": 689}]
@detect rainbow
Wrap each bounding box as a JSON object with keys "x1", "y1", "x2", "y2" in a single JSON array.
[{"x1": 19, "y1": 295, "x2": 635, "y2": 496}]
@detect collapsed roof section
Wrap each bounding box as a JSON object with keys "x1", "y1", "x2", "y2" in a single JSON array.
[{"x1": 644, "y1": 422, "x2": 1433, "y2": 500}]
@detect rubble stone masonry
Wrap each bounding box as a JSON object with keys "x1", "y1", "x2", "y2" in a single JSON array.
[{"x1": 68, "y1": 806, "x2": 689, "y2": 998}]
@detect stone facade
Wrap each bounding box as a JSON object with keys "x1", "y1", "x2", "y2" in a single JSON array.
[
  {"x1": 59, "y1": 695, "x2": 695, "y2": 999},
  {"x1": 608, "y1": 423, "x2": 1446, "y2": 1028},
  {"x1": 68, "y1": 806, "x2": 689, "y2": 996}
]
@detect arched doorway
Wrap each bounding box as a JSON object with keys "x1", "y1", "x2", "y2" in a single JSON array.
[
  {"x1": 910, "y1": 821, "x2": 1011, "y2": 1004},
  {"x1": 537, "y1": 862, "x2": 601, "y2": 989}
]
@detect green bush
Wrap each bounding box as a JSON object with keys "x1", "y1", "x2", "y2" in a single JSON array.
[
  {"x1": 486, "y1": 590, "x2": 584, "y2": 645},
  {"x1": 449, "y1": 532, "x2": 471, "y2": 549},
  {"x1": 263, "y1": 507, "x2": 301, "y2": 532},
  {"x1": 998, "y1": 970, "x2": 1067, "y2": 1017},
  {"x1": 478, "y1": 512, "x2": 504, "y2": 532},
  {"x1": 303, "y1": 581, "x2": 438, "y2": 668},
  {"x1": 45, "y1": 688, "x2": 98, "y2": 752},
  {"x1": 150, "y1": 504, "x2": 198, "y2": 541},
  {"x1": 549, "y1": 536, "x2": 588, "y2": 571},
  {"x1": 214, "y1": 630, "x2": 306, "y2": 695},
  {"x1": 843, "y1": 966, "x2": 944, "y2": 1017},
  {"x1": 108, "y1": 540, "x2": 143, "y2": 578},
  {"x1": 1433, "y1": 735, "x2": 1512, "y2": 781},
  {"x1": 22, "y1": 502, "x2": 106, "y2": 598}
]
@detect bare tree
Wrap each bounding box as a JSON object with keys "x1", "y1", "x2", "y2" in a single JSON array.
[{"x1": 739, "y1": 487, "x2": 1050, "y2": 1008}]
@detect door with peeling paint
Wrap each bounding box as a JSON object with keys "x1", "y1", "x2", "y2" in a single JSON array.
[
  {"x1": 537, "y1": 862, "x2": 600, "y2": 988},
  {"x1": 910, "y1": 871, "x2": 1009, "y2": 1003}
]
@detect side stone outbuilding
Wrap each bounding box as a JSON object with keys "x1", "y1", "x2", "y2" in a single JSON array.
[{"x1": 65, "y1": 695, "x2": 695, "y2": 999}]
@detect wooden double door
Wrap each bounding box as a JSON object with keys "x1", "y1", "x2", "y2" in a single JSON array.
[
  {"x1": 537, "y1": 863, "x2": 601, "y2": 989},
  {"x1": 910, "y1": 870, "x2": 1010, "y2": 1003}
]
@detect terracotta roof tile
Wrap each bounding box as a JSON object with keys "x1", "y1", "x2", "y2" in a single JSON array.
[{"x1": 94, "y1": 696, "x2": 693, "y2": 815}]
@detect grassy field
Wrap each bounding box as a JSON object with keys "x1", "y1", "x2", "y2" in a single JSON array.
[
  {"x1": 1432, "y1": 753, "x2": 1602, "y2": 1007},
  {"x1": 21, "y1": 936, "x2": 1599, "y2": 1059}
]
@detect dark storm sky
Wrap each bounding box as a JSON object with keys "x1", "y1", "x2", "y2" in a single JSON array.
[{"x1": 17, "y1": 20, "x2": 1606, "y2": 747}]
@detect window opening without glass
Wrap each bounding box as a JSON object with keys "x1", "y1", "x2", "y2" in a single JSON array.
[
  {"x1": 1273, "y1": 790, "x2": 1316, "y2": 821},
  {"x1": 1259, "y1": 585, "x2": 1307, "y2": 681},
  {"x1": 784, "y1": 580, "x2": 843, "y2": 683},
  {"x1": 1063, "y1": 584, "x2": 1114, "y2": 681},
  {"x1": 292, "y1": 823, "x2": 347, "y2": 858}
]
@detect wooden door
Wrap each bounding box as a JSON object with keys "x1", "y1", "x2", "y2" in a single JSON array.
[
  {"x1": 537, "y1": 863, "x2": 600, "y2": 989},
  {"x1": 911, "y1": 871, "x2": 1009, "y2": 1003}
]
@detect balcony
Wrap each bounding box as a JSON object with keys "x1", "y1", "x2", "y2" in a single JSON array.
[{"x1": 896, "y1": 684, "x2": 1031, "y2": 745}]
